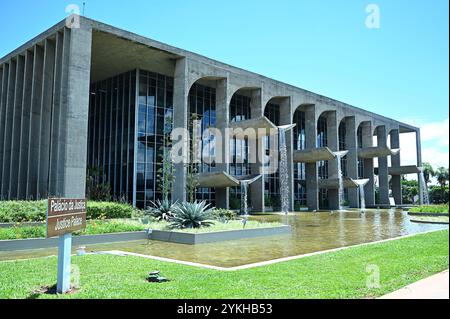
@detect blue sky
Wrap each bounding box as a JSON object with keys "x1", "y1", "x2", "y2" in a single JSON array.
[{"x1": 0, "y1": 0, "x2": 448, "y2": 169}]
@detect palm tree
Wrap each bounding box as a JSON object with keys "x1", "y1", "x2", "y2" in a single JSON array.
[
  {"x1": 422, "y1": 162, "x2": 435, "y2": 187},
  {"x1": 435, "y1": 167, "x2": 449, "y2": 201}
]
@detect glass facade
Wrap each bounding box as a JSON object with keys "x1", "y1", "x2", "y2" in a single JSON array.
[
  {"x1": 88, "y1": 70, "x2": 136, "y2": 202},
  {"x1": 229, "y1": 94, "x2": 251, "y2": 206},
  {"x1": 293, "y1": 109, "x2": 306, "y2": 208},
  {"x1": 264, "y1": 103, "x2": 280, "y2": 208},
  {"x1": 338, "y1": 121, "x2": 347, "y2": 177},
  {"x1": 357, "y1": 126, "x2": 364, "y2": 179},
  {"x1": 189, "y1": 83, "x2": 217, "y2": 205},
  {"x1": 135, "y1": 70, "x2": 174, "y2": 208},
  {"x1": 317, "y1": 115, "x2": 329, "y2": 209}
]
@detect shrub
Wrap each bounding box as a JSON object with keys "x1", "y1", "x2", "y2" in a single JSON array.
[
  {"x1": 409, "y1": 204, "x2": 449, "y2": 214},
  {"x1": 170, "y1": 201, "x2": 214, "y2": 229},
  {"x1": 145, "y1": 199, "x2": 177, "y2": 221},
  {"x1": 211, "y1": 208, "x2": 237, "y2": 221},
  {"x1": 86, "y1": 202, "x2": 136, "y2": 220},
  {"x1": 0, "y1": 200, "x2": 47, "y2": 223},
  {"x1": 0, "y1": 200, "x2": 141, "y2": 223}
]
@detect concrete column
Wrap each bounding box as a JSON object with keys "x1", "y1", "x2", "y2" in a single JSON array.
[
  {"x1": 0, "y1": 64, "x2": 7, "y2": 198},
  {"x1": 215, "y1": 78, "x2": 229, "y2": 209},
  {"x1": 37, "y1": 39, "x2": 55, "y2": 198},
  {"x1": 390, "y1": 129, "x2": 402, "y2": 205},
  {"x1": 27, "y1": 45, "x2": 44, "y2": 199},
  {"x1": 172, "y1": 58, "x2": 189, "y2": 203},
  {"x1": 305, "y1": 105, "x2": 318, "y2": 211},
  {"x1": 361, "y1": 122, "x2": 375, "y2": 207},
  {"x1": 1, "y1": 60, "x2": 17, "y2": 198},
  {"x1": 345, "y1": 117, "x2": 359, "y2": 207},
  {"x1": 250, "y1": 89, "x2": 264, "y2": 212},
  {"x1": 279, "y1": 97, "x2": 294, "y2": 211},
  {"x1": 377, "y1": 126, "x2": 390, "y2": 207},
  {"x1": 9, "y1": 55, "x2": 25, "y2": 199},
  {"x1": 326, "y1": 111, "x2": 340, "y2": 210},
  {"x1": 61, "y1": 25, "x2": 92, "y2": 198},
  {"x1": 48, "y1": 31, "x2": 64, "y2": 196},
  {"x1": 416, "y1": 129, "x2": 423, "y2": 204},
  {"x1": 18, "y1": 50, "x2": 34, "y2": 199},
  {"x1": 56, "y1": 28, "x2": 71, "y2": 196}
]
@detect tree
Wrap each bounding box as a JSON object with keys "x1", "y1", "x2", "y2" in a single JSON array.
[
  {"x1": 422, "y1": 162, "x2": 435, "y2": 187},
  {"x1": 401, "y1": 179, "x2": 419, "y2": 204},
  {"x1": 86, "y1": 166, "x2": 111, "y2": 201},
  {"x1": 186, "y1": 113, "x2": 200, "y2": 203},
  {"x1": 157, "y1": 115, "x2": 176, "y2": 202},
  {"x1": 435, "y1": 167, "x2": 449, "y2": 201}
]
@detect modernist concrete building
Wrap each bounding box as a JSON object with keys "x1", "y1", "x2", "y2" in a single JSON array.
[{"x1": 0, "y1": 16, "x2": 425, "y2": 211}]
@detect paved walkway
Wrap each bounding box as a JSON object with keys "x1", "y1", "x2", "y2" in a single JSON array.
[{"x1": 380, "y1": 270, "x2": 449, "y2": 299}]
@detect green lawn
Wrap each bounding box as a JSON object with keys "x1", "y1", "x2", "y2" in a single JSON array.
[
  {"x1": 409, "y1": 204, "x2": 449, "y2": 214},
  {"x1": 0, "y1": 230, "x2": 448, "y2": 299}
]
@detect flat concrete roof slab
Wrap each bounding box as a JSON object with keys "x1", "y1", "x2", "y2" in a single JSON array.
[
  {"x1": 293, "y1": 147, "x2": 336, "y2": 163},
  {"x1": 197, "y1": 171, "x2": 239, "y2": 188},
  {"x1": 358, "y1": 146, "x2": 400, "y2": 159}
]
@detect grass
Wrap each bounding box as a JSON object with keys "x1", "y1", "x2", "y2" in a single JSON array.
[
  {"x1": 0, "y1": 220, "x2": 146, "y2": 240},
  {"x1": 409, "y1": 204, "x2": 449, "y2": 214},
  {"x1": 0, "y1": 230, "x2": 448, "y2": 299}
]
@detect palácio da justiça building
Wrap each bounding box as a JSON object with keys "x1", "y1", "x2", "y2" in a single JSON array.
[{"x1": 0, "y1": 16, "x2": 425, "y2": 211}]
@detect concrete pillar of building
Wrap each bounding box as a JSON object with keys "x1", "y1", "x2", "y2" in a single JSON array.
[
  {"x1": 8, "y1": 55, "x2": 25, "y2": 199},
  {"x1": 279, "y1": 97, "x2": 294, "y2": 211},
  {"x1": 416, "y1": 129, "x2": 424, "y2": 204},
  {"x1": 250, "y1": 89, "x2": 264, "y2": 212},
  {"x1": 305, "y1": 105, "x2": 319, "y2": 211},
  {"x1": 215, "y1": 78, "x2": 229, "y2": 209},
  {"x1": 1, "y1": 59, "x2": 17, "y2": 199},
  {"x1": 17, "y1": 50, "x2": 34, "y2": 199},
  {"x1": 61, "y1": 25, "x2": 92, "y2": 198},
  {"x1": 48, "y1": 31, "x2": 64, "y2": 197},
  {"x1": 377, "y1": 126, "x2": 390, "y2": 207},
  {"x1": 345, "y1": 117, "x2": 359, "y2": 207},
  {"x1": 172, "y1": 58, "x2": 189, "y2": 204},
  {"x1": 0, "y1": 65, "x2": 5, "y2": 199},
  {"x1": 326, "y1": 111, "x2": 340, "y2": 210},
  {"x1": 27, "y1": 45, "x2": 44, "y2": 199},
  {"x1": 390, "y1": 129, "x2": 402, "y2": 205},
  {"x1": 36, "y1": 39, "x2": 55, "y2": 198},
  {"x1": 361, "y1": 122, "x2": 375, "y2": 207}
]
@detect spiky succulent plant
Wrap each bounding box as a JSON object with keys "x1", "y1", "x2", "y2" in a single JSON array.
[{"x1": 169, "y1": 201, "x2": 214, "y2": 229}]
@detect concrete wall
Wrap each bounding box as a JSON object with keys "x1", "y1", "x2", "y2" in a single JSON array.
[{"x1": 0, "y1": 21, "x2": 92, "y2": 200}]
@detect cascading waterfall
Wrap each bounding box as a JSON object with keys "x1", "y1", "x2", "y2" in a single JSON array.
[
  {"x1": 359, "y1": 184, "x2": 366, "y2": 211},
  {"x1": 418, "y1": 171, "x2": 430, "y2": 205},
  {"x1": 336, "y1": 153, "x2": 345, "y2": 211},
  {"x1": 240, "y1": 181, "x2": 249, "y2": 216},
  {"x1": 279, "y1": 127, "x2": 290, "y2": 215}
]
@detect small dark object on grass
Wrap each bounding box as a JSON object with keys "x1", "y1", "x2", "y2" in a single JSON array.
[{"x1": 148, "y1": 271, "x2": 170, "y2": 283}]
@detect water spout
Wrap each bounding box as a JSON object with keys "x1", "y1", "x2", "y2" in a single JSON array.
[
  {"x1": 334, "y1": 151, "x2": 349, "y2": 211},
  {"x1": 418, "y1": 168, "x2": 430, "y2": 205},
  {"x1": 239, "y1": 175, "x2": 262, "y2": 216},
  {"x1": 278, "y1": 124, "x2": 296, "y2": 214},
  {"x1": 354, "y1": 179, "x2": 369, "y2": 212}
]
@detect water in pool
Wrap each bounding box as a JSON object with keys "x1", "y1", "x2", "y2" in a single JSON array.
[{"x1": 1, "y1": 209, "x2": 447, "y2": 267}]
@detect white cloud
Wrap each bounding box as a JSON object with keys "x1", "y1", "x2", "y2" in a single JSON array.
[{"x1": 399, "y1": 117, "x2": 449, "y2": 178}]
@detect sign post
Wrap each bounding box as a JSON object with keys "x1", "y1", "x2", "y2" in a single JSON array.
[{"x1": 47, "y1": 198, "x2": 87, "y2": 294}]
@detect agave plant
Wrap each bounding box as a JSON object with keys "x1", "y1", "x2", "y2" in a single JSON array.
[
  {"x1": 146, "y1": 199, "x2": 177, "y2": 221},
  {"x1": 169, "y1": 201, "x2": 214, "y2": 229}
]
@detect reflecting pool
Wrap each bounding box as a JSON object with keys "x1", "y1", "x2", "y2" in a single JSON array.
[{"x1": 1, "y1": 209, "x2": 447, "y2": 267}]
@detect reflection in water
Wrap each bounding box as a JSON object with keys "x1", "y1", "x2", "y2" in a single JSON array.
[{"x1": 1, "y1": 209, "x2": 447, "y2": 267}]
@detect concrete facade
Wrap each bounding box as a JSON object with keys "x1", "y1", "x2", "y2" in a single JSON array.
[{"x1": 0, "y1": 16, "x2": 424, "y2": 210}]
